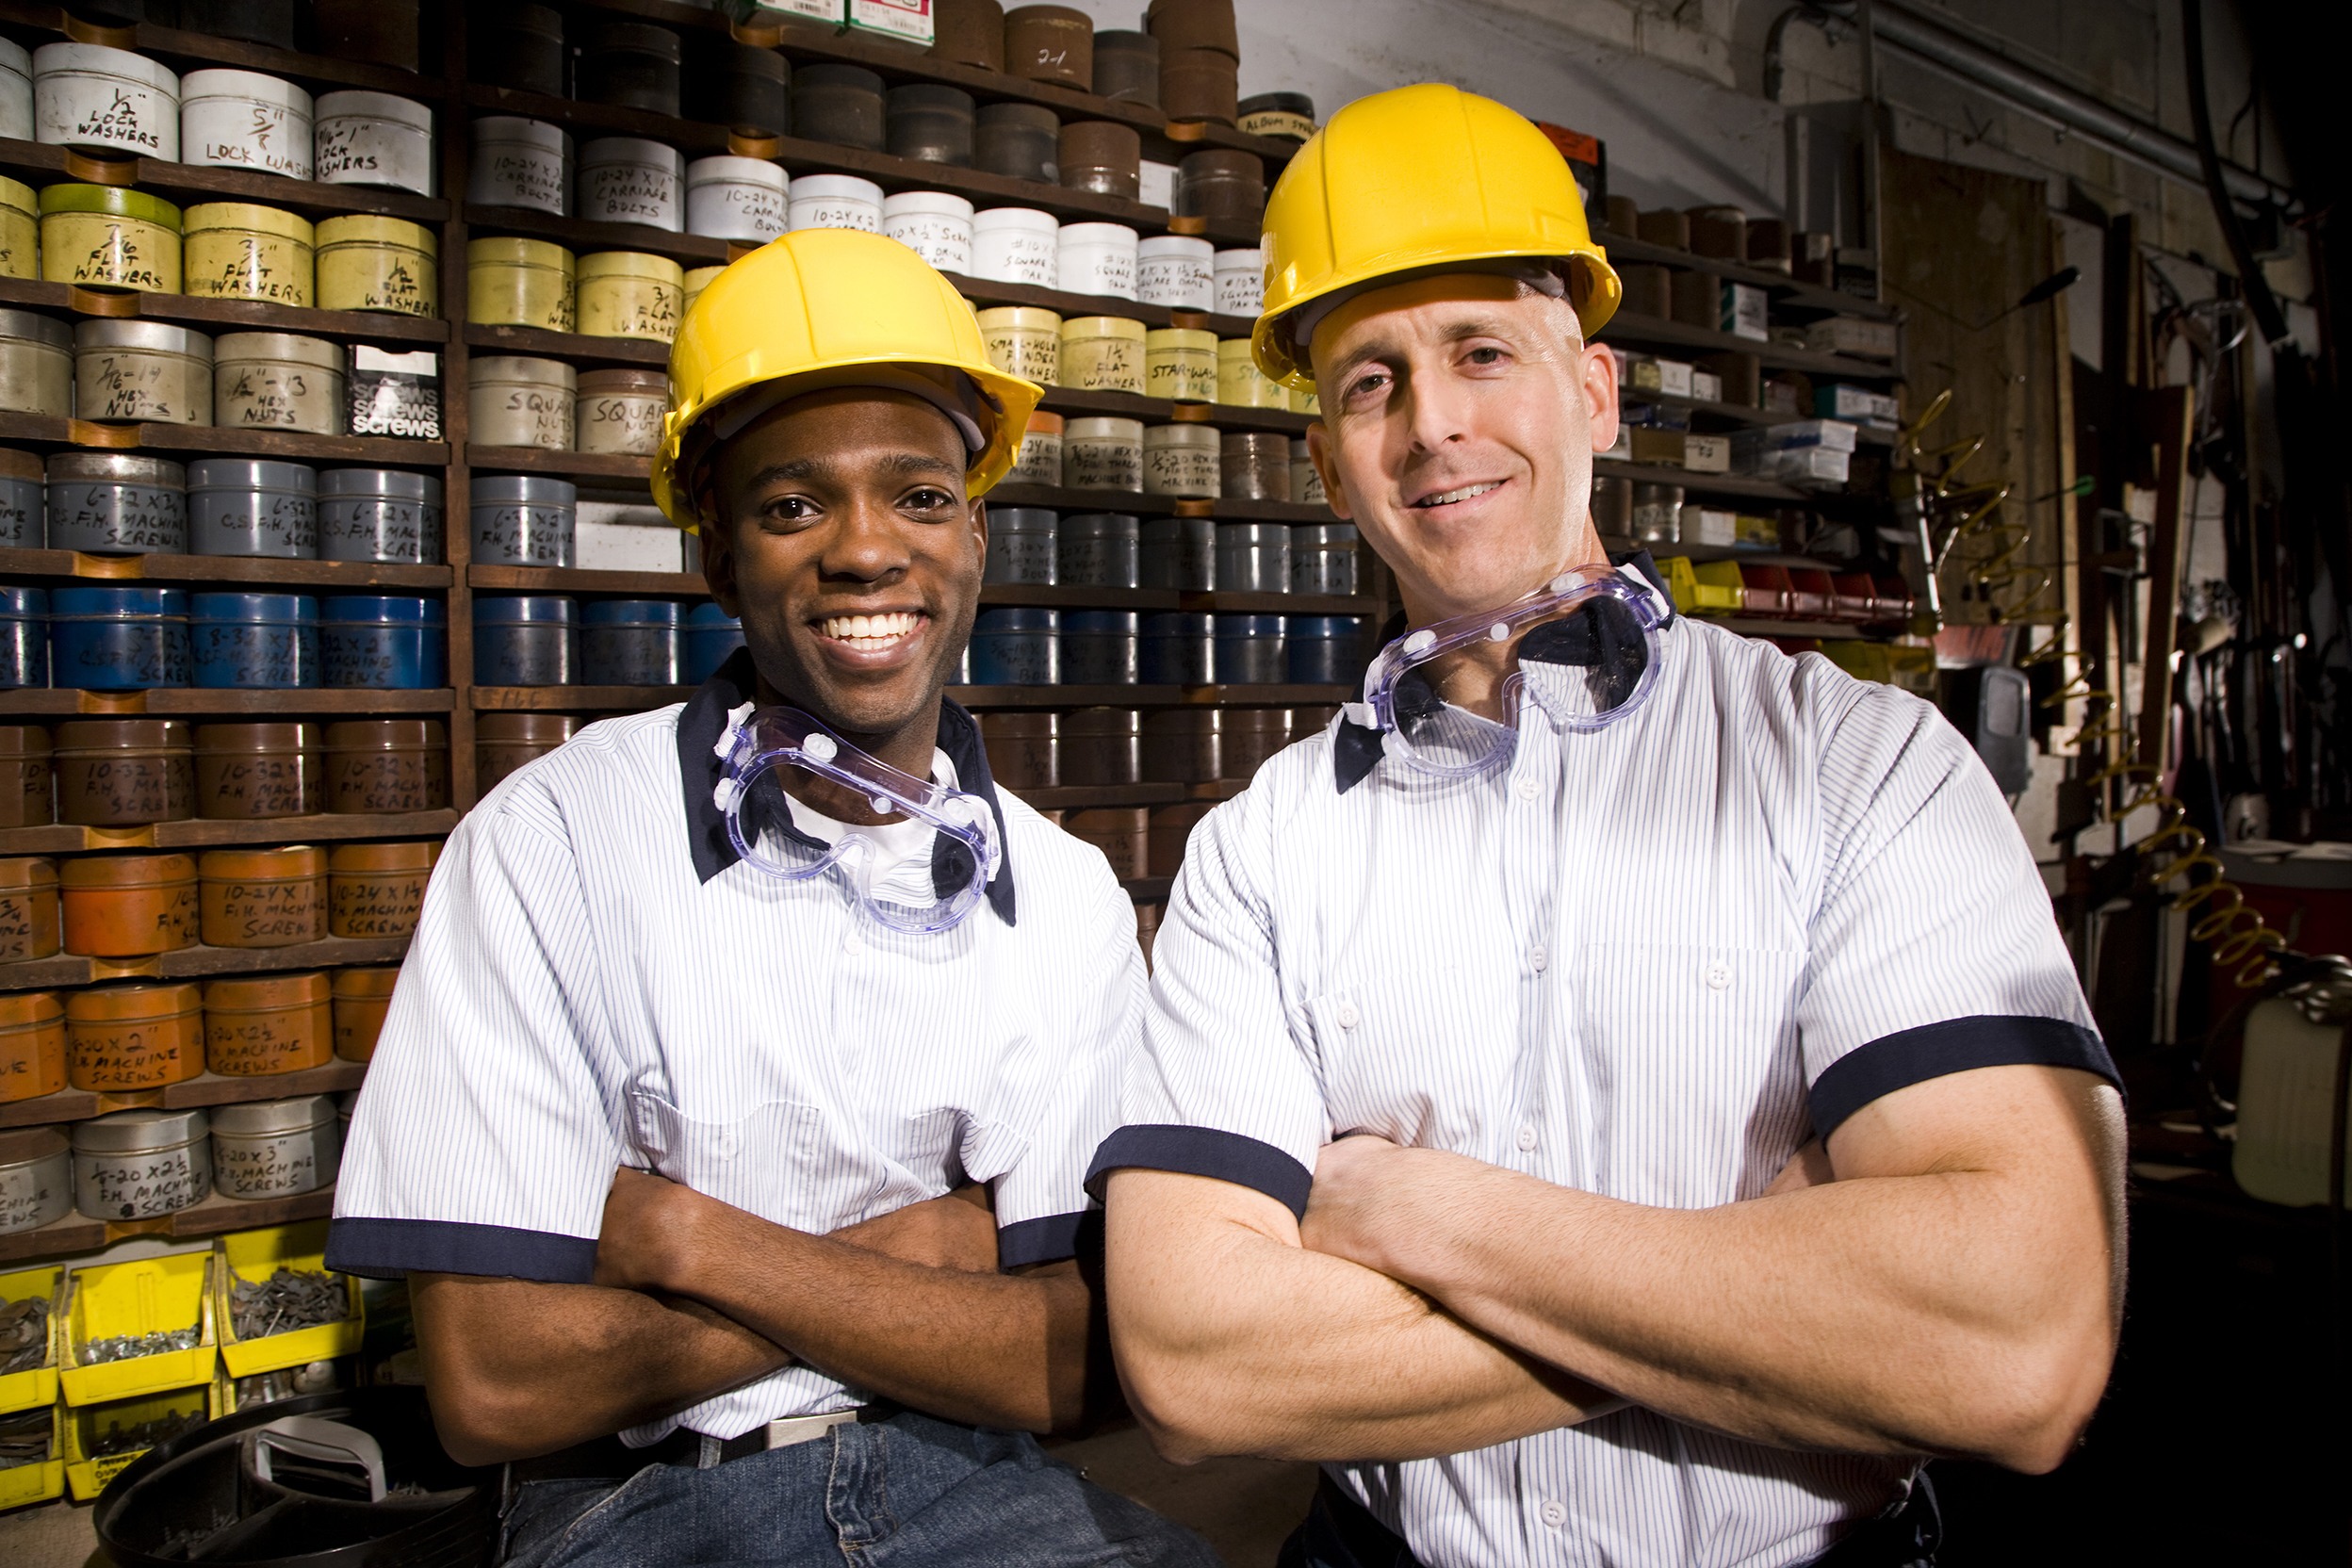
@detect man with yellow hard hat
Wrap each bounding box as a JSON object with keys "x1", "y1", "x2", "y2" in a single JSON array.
[
  {"x1": 330, "y1": 229, "x2": 1214, "y2": 1567},
  {"x1": 1086, "y1": 84, "x2": 2123, "y2": 1568}
]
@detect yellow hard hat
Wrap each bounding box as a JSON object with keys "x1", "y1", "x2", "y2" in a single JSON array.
[
  {"x1": 652, "y1": 228, "x2": 1043, "y2": 531},
  {"x1": 1252, "y1": 83, "x2": 1622, "y2": 388}
]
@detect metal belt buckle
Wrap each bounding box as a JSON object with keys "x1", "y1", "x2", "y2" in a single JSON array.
[{"x1": 762, "y1": 1408, "x2": 862, "y2": 1450}]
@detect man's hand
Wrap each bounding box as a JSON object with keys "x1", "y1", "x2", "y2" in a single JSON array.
[
  {"x1": 833, "y1": 1184, "x2": 1001, "y2": 1272},
  {"x1": 596, "y1": 1167, "x2": 701, "y2": 1294},
  {"x1": 1299, "y1": 1133, "x2": 1423, "y2": 1273}
]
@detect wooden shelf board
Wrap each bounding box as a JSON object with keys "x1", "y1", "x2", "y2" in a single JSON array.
[
  {"x1": 0, "y1": 276, "x2": 448, "y2": 346},
  {"x1": 469, "y1": 447, "x2": 652, "y2": 482},
  {"x1": 0, "y1": 137, "x2": 447, "y2": 224},
  {"x1": 0, "y1": 1212, "x2": 106, "y2": 1266},
  {"x1": 1180, "y1": 591, "x2": 1377, "y2": 615},
  {"x1": 1593, "y1": 457, "x2": 1812, "y2": 503},
  {"x1": 941, "y1": 273, "x2": 1255, "y2": 342},
  {"x1": 946, "y1": 683, "x2": 1347, "y2": 709},
  {"x1": 1033, "y1": 384, "x2": 1312, "y2": 435},
  {"x1": 0, "y1": 412, "x2": 446, "y2": 467},
  {"x1": 1593, "y1": 229, "x2": 1899, "y2": 321},
  {"x1": 1119, "y1": 875, "x2": 1175, "y2": 903},
  {"x1": 471, "y1": 685, "x2": 693, "y2": 711},
  {"x1": 465, "y1": 204, "x2": 729, "y2": 267},
  {"x1": 0, "y1": 547, "x2": 449, "y2": 590},
  {"x1": 980, "y1": 584, "x2": 1180, "y2": 612},
  {"x1": 0, "y1": 810, "x2": 459, "y2": 858},
  {"x1": 1600, "y1": 310, "x2": 1898, "y2": 381},
  {"x1": 469, "y1": 565, "x2": 706, "y2": 596},
  {"x1": 1180, "y1": 684, "x2": 1351, "y2": 706},
  {"x1": 0, "y1": 935, "x2": 411, "y2": 994},
  {"x1": 1014, "y1": 783, "x2": 1186, "y2": 809},
  {"x1": 1185, "y1": 776, "x2": 1253, "y2": 802},
  {"x1": 465, "y1": 325, "x2": 669, "y2": 368},
  {"x1": 989, "y1": 484, "x2": 1331, "y2": 522},
  {"x1": 0, "y1": 689, "x2": 456, "y2": 718},
  {"x1": 164, "y1": 1059, "x2": 368, "y2": 1110}
]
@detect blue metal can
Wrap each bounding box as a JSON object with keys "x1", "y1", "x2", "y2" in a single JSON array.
[
  {"x1": 582, "y1": 599, "x2": 684, "y2": 686},
  {"x1": 319, "y1": 596, "x2": 448, "y2": 689},
  {"x1": 685, "y1": 602, "x2": 745, "y2": 684},
  {"x1": 475, "y1": 596, "x2": 579, "y2": 687},
  {"x1": 1058, "y1": 513, "x2": 1140, "y2": 589},
  {"x1": 188, "y1": 592, "x2": 319, "y2": 688},
  {"x1": 46, "y1": 585, "x2": 190, "y2": 691},
  {"x1": 0, "y1": 586, "x2": 47, "y2": 688},
  {"x1": 471, "y1": 475, "x2": 578, "y2": 569},
  {"x1": 319, "y1": 468, "x2": 445, "y2": 564},
  {"x1": 1214, "y1": 613, "x2": 1288, "y2": 685},
  {"x1": 1060, "y1": 609, "x2": 1138, "y2": 685},
  {"x1": 968, "y1": 607, "x2": 1059, "y2": 685},
  {"x1": 1284, "y1": 614, "x2": 1366, "y2": 686},
  {"x1": 0, "y1": 460, "x2": 44, "y2": 547},
  {"x1": 1140, "y1": 611, "x2": 1214, "y2": 685}
]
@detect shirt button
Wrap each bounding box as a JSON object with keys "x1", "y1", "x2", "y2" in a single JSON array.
[
  {"x1": 1335, "y1": 1002, "x2": 1361, "y2": 1029},
  {"x1": 716, "y1": 1132, "x2": 741, "y2": 1159},
  {"x1": 1541, "y1": 1498, "x2": 1567, "y2": 1527},
  {"x1": 842, "y1": 932, "x2": 862, "y2": 957},
  {"x1": 1706, "y1": 961, "x2": 1730, "y2": 990},
  {"x1": 1516, "y1": 1123, "x2": 1538, "y2": 1152},
  {"x1": 1513, "y1": 776, "x2": 1541, "y2": 801},
  {"x1": 1530, "y1": 944, "x2": 1548, "y2": 972}
]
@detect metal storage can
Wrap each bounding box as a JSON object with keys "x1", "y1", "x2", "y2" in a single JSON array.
[
  {"x1": 470, "y1": 357, "x2": 577, "y2": 450},
  {"x1": 192, "y1": 721, "x2": 321, "y2": 819},
  {"x1": 74, "y1": 1108, "x2": 211, "y2": 1218},
  {"x1": 1140, "y1": 610, "x2": 1215, "y2": 684},
  {"x1": 211, "y1": 1093, "x2": 339, "y2": 1199},
  {"x1": 318, "y1": 468, "x2": 442, "y2": 564},
  {"x1": 983, "y1": 507, "x2": 1056, "y2": 585},
  {"x1": 196, "y1": 844, "x2": 325, "y2": 947},
  {"x1": 682, "y1": 608, "x2": 742, "y2": 685},
  {"x1": 467, "y1": 236, "x2": 576, "y2": 333},
  {"x1": 792, "y1": 62, "x2": 886, "y2": 151},
  {"x1": 313, "y1": 90, "x2": 435, "y2": 195},
  {"x1": 1140, "y1": 515, "x2": 1217, "y2": 591},
  {"x1": 319, "y1": 596, "x2": 446, "y2": 689},
  {"x1": 968, "y1": 607, "x2": 1059, "y2": 685},
  {"x1": 314, "y1": 214, "x2": 437, "y2": 316},
  {"x1": 475, "y1": 4, "x2": 566, "y2": 98},
  {"x1": 0, "y1": 307, "x2": 70, "y2": 415},
  {"x1": 33, "y1": 42, "x2": 180, "y2": 159},
  {"x1": 46, "y1": 582, "x2": 189, "y2": 688},
  {"x1": 1286, "y1": 614, "x2": 1365, "y2": 684},
  {"x1": 63, "y1": 983, "x2": 202, "y2": 1093},
  {"x1": 1061, "y1": 609, "x2": 1139, "y2": 684},
  {"x1": 188, "y1": 591, "x2": 318, "y2": 688},
  {"x1": 45, "y1": 457, "x2": 188, "y2": 556},
  {"x1": 1142, "y1": 328, "x2": 1216, "y2": 404},
  {"x1": 0, "y1": 587, "x2": 42, "y2": 688},
  {"x1": 703, "y1": 39, "x2": 788, "y2": 139},
  {"x1": 1059, "y1": 119, "x2": 1140, "y2": 198},
  {"x1": 577, "y1": 251, "x2": 684, "y2": 341},
  {"x1": 1216, "y1": 522, "x2": 1292, "y2": 593},
  {"x1": 1238, "y1": 90, "x2": 1316, "y2": 142},
  {"x1": 214, "y1": 333, "x2": 344, "y2": 435},
  {"x1": 473, "y1": 474, "x2": 577, "y2": 567},
  {"x1": 74, "y1": 319, "x2": 212, "y2": 425},
  {"x1": 1057, "y1": 221, "x2": 1137, "y2": 301},
  {"x1": 1148, "y1": 800, "x2": 1214, "y2": 874},
  {"x1": 0, "y1": 1126, "x2": 71, "y2": 1234},
  {"x1": 0, "y1": 41, "x2": 22, "y2": 142},
  {"x1": 1005, "y1": 4, "x2": 1093, "y2": 86},
  {"x1": 476, "y1": 711, "x2": 577, "y2": 793},
  {"x1": 1290, "y1": 438, "x2": 1325, "y2": 506},
  {"x1": 0, "y1": 447, "x2": 42, "y2": 543},
  {"x1": 1060, "y1": 707, "x2": 1141, "y2": 786},
  {"x1": 1290, "y1": 523, "x2": 1359, "y2": 596},
  {"x1": 180, "y1": 68, "x2": 312, "y2": 179},
  {"x1": 1007, "y1": 411, "x2": 1062, "y2": 487},
  {"x1": 1212, "y1": 248, "x2": 1263, "y2": 316},
  {"x1": 1174, "y1": 149, "x2": 1265, "y2": 224},
  {"x1": 975, "y1": 305, "x2": 1059, "y2": 385},
  {"x1": 182, "y1": 202, "x2": 314, "y2": 305},
  {"x1": 39, "y1": 183, "x2": 182, "y2": 292},
  {"x1": 788, "y1": 172, "x2": 883, "y2": 235},
  {"x1": 578, "y1": 137, "x2": 685, "y2": 231},
  {"x1": 203, "y1": 972, "x2": 333, "y2": 1076},
  {"x1": 467, "y1": 115, "x2": 570, "y2": 216},
  {"x1": 1221, "y1": 432, "x2": 1290, "y2": 502},
  {"x1": 881, "y1": 189, "x2": 973, "y2": 273},
  {"x1": 1059, "y1": 512, "x2": 1140, "y2": 588},
  {"x1": 974, "y1": 100, "x2": 1057, "y2": 181},
  {"x1": 51, "y1": 718, "x2": 194, "y2": 825},
  {"x1": 0, "y1": 991, "x2": 65, "y2": 1101},
  {"x1": 321, "y1": 717, "x2": 449, "y2": 811},
  {"x1": 1217, "y1": 337, "x2": 1287, "y2": 408},
  {"x1": 60, "y1": 853, "x2": 200, "y2": 957},
  {"x1": 1059, "y1": 316, "x2": 1145, "y2": 394},
  {"x1": 685, "y1": 155, "x2": 787, "y2": 243},
  {"x1": 0, "y1": 172, "x2": 35, "y2": 280},
  {"x1": 331, "y1": 966, "x2": 401, "y2": 1061},
  {"x1": 328, "y1": 840, "x2": 440, "y2": 938},
  {"x1": 576, "y1": 369, "x2": 666, "y2": 457},
  {"x1": 681, "y1": 265, "x2": 724, "y2": 316},
  {"x1": 474, "y1": 596, "x2": 578, "y2": 687},
  {"x1": 582, "y1": 599, "x2": 683, "y2": 686},
  {"x1": 887, "y1": 82, "x2": 975, "y2": 165},
  {"x1": 1215, "y1": 612, "x2": 1288, "y2": 684},
  {"x1": 979, "y1": 710, "x2": 1056, "y2": 790},
  {"x1": 0, "y1": 859, "x2": 59, "y2": 965},
  {"x1": 1066, "y1": 416, "x2": 1144, "y2": 491},
  {"x1": 970, "y1": 206, "x2": 1058, "y2": 286},
  {"x1": 1144, "y1": 423, "x2": 1220, "y2": 498},
  {"x1": 0, "y1": 723, "x2": 53, "y2": 825},
  {"x1": 579, "y1": 20, "x2": 682, "y2": 116},
  {"x1": 1137, "y1": 234, "x2": 1214, "y2": 311}
]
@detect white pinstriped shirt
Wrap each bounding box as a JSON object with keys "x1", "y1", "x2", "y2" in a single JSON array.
[
  {"x1": 329, "y1": 651, "x2": 1141, "y2": 1444},
  {"x1": 1088, "y1": 566, "x2": 2113, "y2": 1568}
]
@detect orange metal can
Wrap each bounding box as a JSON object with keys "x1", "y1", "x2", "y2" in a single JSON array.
[
  {"x1": 202, "y1": 971, "x2": 334, "y2": 1076},
  {"x1": 59, "y1": 853, "x2": 199, "y2": 956},
  {"x1": 64, "y1": 981, "x2": 205, "y2": 1091},
  {"x1": 0, "y1": 855, "x2": 60, "y2": 961},
  {"x1": 331, "y1": 965, "x2": 400, "y2": 1062},
  {"x1": 0, "y1": 990, "x2": 66, "y2": 1103},
  {"x1": 328, "y1": 840, "x2": 442, "y2": 939},
  {"x1": 197, "y1": 844, "x2": 327, "y2": 948}
]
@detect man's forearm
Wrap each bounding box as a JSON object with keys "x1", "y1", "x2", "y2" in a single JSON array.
[
  {"x1": 1103, "y1": 1169, "x2": 1623, "y2": 1464},
  {"x1": 411, "y1": 1274, "x2": 790, "y2": 1464}
]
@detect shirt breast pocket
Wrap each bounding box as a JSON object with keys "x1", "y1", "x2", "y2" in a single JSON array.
[
  {"x1": 626, "y1": 1092, "x2": 872, "y2": 1231},
  {"x1": 1303, "y1": 968, "x2": 1511, "y2": 1154},
  {"x1": 1571, "y1": 942, "x2": 1809, "y2": 1205}
]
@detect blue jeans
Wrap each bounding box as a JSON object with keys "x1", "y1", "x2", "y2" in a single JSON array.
[{"x1": 500, "y1": 1411, "x2": 1220, "y2": 1568}]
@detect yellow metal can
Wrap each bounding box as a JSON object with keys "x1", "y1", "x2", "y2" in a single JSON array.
[
  {"x1": 1145, "y1": 327, "x2": 1217, "y2": 404},
  {"x1": 975, "y1": 305, "x2": 1059, "y2": 386},
  {"x1": 314, "y1": 214, "x2": 438, "y2": 318},
  {"x1": 467, "y1": 237, "x2": 576, "y2": 333},
  {"x1": 1058, "y1": 316, "x2": 1146, "y2": 395},
  {"x1": 182, "y1": 203, "x2": 315, "y2": 307},
  {"x1": 1289, "y1": 382, "x2": 1320, "y2": 416},
  {"x1": 680, "y1": 264, "x2": 725, "y2": 319},
  {"x1": 37, "y1": 184, "x2": 182, "y2": 294},
  {"x1": 575, "y1": 251, "x2": 684, "y2": 341},
  {"x1": 0, "y1": 176, "x2": 37, "y2": 282},
  {"x1": 1217, "y1": 337, "x2": 1288, "y2": 409}
]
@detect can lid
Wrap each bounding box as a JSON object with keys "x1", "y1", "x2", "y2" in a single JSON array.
[
  {"x1": 1058, "y1": 220, "x2": 1140, "y2": 247},
  {"x1": 322, "y1": 717, "x2": 449, "y2": 748},
  {"x1": 0, "y1": 723, "x2": 53, "y2": 754},
  {"x1": 971, "y1": 205, "x2": 1059, "y2": 233},
  {"x1": 71, "y1": 1105, "x2": 208, "y2": 1152},
  {"x1": 215, "y1": 332, "x2": 344, "y2": 372},
  {"x1": 470, "y1": 114, "x2": 570, "y2": 155},
  {"x1": 1063, "y1": 609, "x2": 1140, "y2": 633},
  {"x1": 1061, "y1": 512, "x2": 1139, "y2": 537},
  {"x1": 61, "y1": 980, "x2": 203, "y2": 1028},
  {"x1": 211, "y1": 1093, "x2": 339, "y2": 1137},
  {"x1": 1146, "y1": 423, "x2": 1220, "y2": 449},
  {"x1": 1217, "y1": 613, "x2": 1287, "y2": 635},
  {"x1": 473, "y1": 595, "x2": 577, "y2": 624},
  {"x1": 582, "y1": 598, "x2": 684, "y2": 625},
  {"x1": 684, "y1": 155, "x2": 789, "y2": 193},
  {"x1": 1142, "y1": 611, "x2": 1217, "y2": 634},
  {"x1": 467, "y1": 235, "x2": 576, "y2": 272},
  {"x1": 318, "y1": 594, "x2": 445, "y2": 625},
  {"x1": 579, "y1": 136, "x2": 687, "y2": 175},
  {"x1": 972, "y1": 607, "x2": 1059, "y2": 633},
  {"x1": 881, "y1": 188, "x2": 974, "y2": 220},
  {"x1": 1215, "y1": 337, "x2": 1260, "y2": 360},
  {"x1": 0, "y1": 174, "x2": 32, "y2": 213},
  {"x1": 53, "y1": 717, "x2": 192, "y2": 751},
  {"x1": 0, "y1": 987, "x2": 63, "y2": 1026},
  {"x1": 974, "y1": 305, "x2": 1061, "y2": 333},
  {"x1": 577, "y1": 368, "x2": 668, "y2": 396},
  {"x1": 988, "y1": 506, "x2": 1055, "y2": 530},
  {"x1": 1216, "y1": 521, "x2": 1291, "y2": 545},
  {"x1": 791, "y1": 172, "x2": 883, "y2": 204},
  {"x1": 1146, "y1": 327, "x2": 1216, "y2": 351},
  {"x1": 59, "y1": 852, "x2": 198, "y2": 888},
  {"x1": 315, "y1": 89, "x2": 434, "y2": 133},
  {"x1": 683, "y1": 604, "x2": 739, "y2": 629},
  {"x1": 192, "y1": 721, "x2": 322, "y2": 751},
  {"x1": 0, "y1": 585, "x2": 44, "y2": 616},
  {"x1": 1238, "y1": 90, "x2": 1317, "y2": 117},
  {"x1": 314, "y1": 213, "x2": 438, "y2": 253},
  {"x1": 975, "y1": 101, "x2": 1060, "y2": 132},
  {"x1": 187, "y1": 457, "x2": 320, "y2": 492},
  {"x1": 0, "y1": 857, "x2": 56, "y2": 892},
  {"x1": 37, "y1": 181, "x2": 181, "y2": 226},
  {"x1": 469, "y1": 355, "x2": 578, "y2": 388},
  {"x1": 1137, "y1": 234, "x2": 1214, "y2": 260},
  {"x1": 0, "y1": 307, "x2": 71, "y2": 349},
  {"x1": 470, "y1": 474, "x2": 578, "y2": 506},
  {"x1": 582, "y1": 19, "x2": 685, "y2": 58},
  {"x1": 183, "y1": 201, "x2": 315, "y2": 245},
  {"x1": 793, "y1": 61, "x2": 885, "y2": 92},
  {"x1": 1212, "y1": 247, "x2": 1264, "y2": 269},
  {"x1": 888, "y1": 81, "x2": 977, "y2": 114},
  {"x1": 578, "y1": 249, "x2": 686, "y2": 286},
  {"x1": 48, "y1": 584, "x2": 190, "y2": 616},
  {"x1": 74, "y1": 318, "x2": 212, "y2": 356},
  {"x1": 0, "y1": 1125, "x2": 68, "y2": 1167},
  {"x1": 204, "y1": 971, "x2": 333, "y2": 1009},
  {"x1": 188, "y1": 591, "x2": 319, "y2": 622},
  {"x1": 1058, "y1": 706, "x2": 1142, "y2": 733},
  {"x1": 1066, "y1": 416, "x2": 1145, "y2": 441},
  {"x1": 1286, "y1": 614, "x2": 1365, "y2": 636},
  {"x1": 1293, "y1": 522, "x2": 1358, "y2": 544},
  {"x1": 196, "y1": 843, "x2": 327, "y2": 878},
  {"x1": 683, "y1": 265, "x2": 725, "y2": 290},
  {"x1": 319, "y1": 467, "x2": 443, "y2": 505},
  {"x1": 31, "y1": 40, "x2": 180, "y2": 93},
  {"x1": 1062, "y1": 315, "x2": 1147, "y2": 342},
  {"x1": 331, "y1": 964, "x2": 403, "y2": 998},
  {"x1": 1140, "y1": 514, "x2": 1213, "y2": 539},
  {"x1": 475, "y1": 711, "x2": 578, "y2": 743},
  {"x1": 1023, "y1": 411, "x2": 1064, "y2": 435}
]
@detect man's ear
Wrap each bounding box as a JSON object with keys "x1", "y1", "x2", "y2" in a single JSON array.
[
  {"x1": 970, "y1": 497, "x2": 990, "y2": 566},
  {"x1": 1578, "y1": 334, "x2": 1621, "y2": 456},
  {"x1": 1304, "y1": 422, "x2": 1350, "y2": 521}
]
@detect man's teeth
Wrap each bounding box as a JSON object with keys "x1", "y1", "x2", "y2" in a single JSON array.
[
  {"x1": 821, "y1": 612, "x2": 922, "y2": 644},
  {"x1": 1418, "y1": 482, "x2": 1501, "y2": 508}
]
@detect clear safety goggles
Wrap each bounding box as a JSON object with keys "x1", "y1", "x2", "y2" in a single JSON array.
[
  {"x1": 712, "y1": 706, "x2": 1003, "y2": 934},
  {"x1": 1343, "y1": 567, "x2": 1666, "y2": 778}
]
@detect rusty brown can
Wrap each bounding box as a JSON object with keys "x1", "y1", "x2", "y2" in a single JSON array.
[
  {"x1": 1147, "y1": 802, "x2": 1214, "y2": 877},
  {"x1": 0, "y1": 726, "x2": 52, "y2": 828},
  {"x1": 64, "y1": 981, "x2": 204, "y2": 1091},
  {"x1": 0, "y1": 990, "x2": 66, "y2": 1103},
  {"x1": 475, "y1": 712, "x2": 576, "y2": 794},
  {"x1": 197, "y1": 844, "x2": 327, "y2": 948},
  {"x1": 202, "y1": 971, "x2": 334, "y2": 1076},
  {"x1": 59, "y1": 852, "x2": 199, "y2": 957},
  {"x1": 322, "y1": 719, "x2": 449, "y2": 813},
  {"x1": 331, "y1": 965, "x2": 400, "y2": 1062},
  {"x1": 328, "y1": 840, "x2": 441, "y2": 939},
  {"x1": 978, "y1": 711, "x2": 1057, "y2": 791},
  {"x1": 51, "y1": 719, "x2": 196, "y2": 826},
  {"x1": 1064, "y1": 807, "x2": 1148, "y2": 880},
  {"x1": 0, "y1": 855, "x2": 59, "y2": 962},
  {"x1": 192, "y1": 722, "x2": 323, "y2": 819}
]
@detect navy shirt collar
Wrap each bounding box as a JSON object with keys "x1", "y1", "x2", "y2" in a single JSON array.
[{"x1": 676, "y1": 647, "x2": 1018, "y2": 924}]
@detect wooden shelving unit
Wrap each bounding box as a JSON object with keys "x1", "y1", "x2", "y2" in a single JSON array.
[{"x1": 0, "y1": 809, "x2": 458, "y2": 857}]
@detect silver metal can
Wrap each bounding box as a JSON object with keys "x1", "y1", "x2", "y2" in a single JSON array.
[{"x1": 71, "y1": 1107, "x2": 211, "y2": 1220}]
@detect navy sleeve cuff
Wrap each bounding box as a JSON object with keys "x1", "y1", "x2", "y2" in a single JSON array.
[
  {"x1": 1808, "y1": 1015, "x2": 2122, "y2": 1137},
  {"x1": 1084, "y1": 1124, "x2": 1314, "y2": 1220},
  {"x1": 325, "y1": 1217, "x2": 599, "y2": 1282},
  {"x1": 997, "y1": 1210, "x2": 1092, "y2": 1269}
]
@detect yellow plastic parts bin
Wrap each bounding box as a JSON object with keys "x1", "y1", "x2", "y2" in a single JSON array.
[
  {"x1": 1821, "y1": 639, "x2": 1937, "y2": 695},
  {"x1": 0, "y1": 1264, "x2": 62, "y2": 1414},
  {"x1": 1659, "y1": 555, "x2": 1743, "y2": 616},
  {"x1": 215, "y1": 1219, "x2": 364, "y2": 1378},
  {"x1": 62, "y1": 1381, "x2": 215, "y2": 1501},
  {"x1": 0, "y1": 1404, "x2": 63, "y2": 1510},
  {"x1": 60, "y1": 1250, "x2": 217, "y2": 1405}
]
